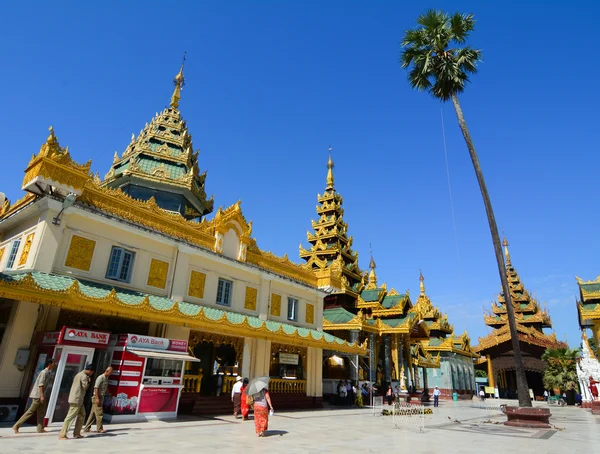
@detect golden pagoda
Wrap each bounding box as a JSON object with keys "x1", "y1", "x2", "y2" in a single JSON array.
[
  {"x1": 301, "y1": 155, "x2": 482, "y2": 397},
  {"x1": 299, "y1": 153, "x2": 362, "y2": 299},
  {"x1": 474, "y1": 238, "x2": 563, "y2": 398},
  {"x1": 412, "y1": 272, "x2": 478, "y2": 395},
  {"x1": 103, "y1": 60, "x2": 213, "y2": 220}
]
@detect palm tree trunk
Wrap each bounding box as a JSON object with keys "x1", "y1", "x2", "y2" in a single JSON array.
[{"x1": 450, "y1": 94, "x2": 532, "y2": 408}]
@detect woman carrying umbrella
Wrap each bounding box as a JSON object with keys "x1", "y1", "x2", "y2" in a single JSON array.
[{"x1": 245, "y1": 376, "x2": 274, "y2": 437}]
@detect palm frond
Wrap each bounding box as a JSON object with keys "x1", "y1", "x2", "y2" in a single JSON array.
[{"x1": 400, "y1": 9, "x2": 482, "y2": 101}]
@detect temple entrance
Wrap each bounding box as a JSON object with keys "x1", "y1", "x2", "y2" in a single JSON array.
[
  {"x1": 497, "y1": 368, "x2": 544, "y2": 400},
  {"x1": 187, "y1": 332, "x2": 242, "y2": 396}
]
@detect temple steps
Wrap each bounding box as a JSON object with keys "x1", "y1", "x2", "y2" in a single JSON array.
[{"x1": 179, "y1": 393, "x2": 323, "y2": 417}]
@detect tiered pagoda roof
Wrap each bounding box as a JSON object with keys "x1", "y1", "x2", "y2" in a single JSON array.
[
  {"x1": 474, "y1": 238, "x2": 561, "y2": 353},
  {"x1": 412, "y1": 272, "x2": 478, "y2": 358},
  {"x1": 103, "y1": 63, "x2": 213, "y2": 220},
  {"x1": 323, "y1": 260, "x2": 430, "y2": 339},
  {"x1": 576, "y1": 276, "x2": 600, "y2": 325},
  {"x1": 299, "y1": 155, "x2": 362, "y2": 294}
]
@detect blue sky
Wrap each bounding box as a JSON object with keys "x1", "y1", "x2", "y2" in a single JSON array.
[{"x1": 1, "y1": 1, "x2": 598, "y2": 348}]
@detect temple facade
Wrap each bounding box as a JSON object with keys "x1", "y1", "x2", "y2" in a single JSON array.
[
  {"x1": 474, "y1": 239, "x2": 563, "y2": 399},
  {"x1": 0, "y1": 66, "x2": 364, "y2": 421},
  {"x1": 300, "y1": 156, "x2": 476, "y2": 398},
  {"x1": 576, "y1": 276, "x2": 600, "y2": 413}
]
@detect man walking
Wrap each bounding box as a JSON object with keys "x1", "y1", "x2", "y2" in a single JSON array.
[
  {"x1": 433, "y1": 386, "x2": 441, "y2": 407},
  {"x1": 13, "y1": 359, "x2": 55, "y2": 434},
  {"x1": 231, "y1": 375, "x2": 243, "y2": 418},
  {"x1": 83, "y1": 366, "x2": 112, "y2": 433},
  {"x1": 58, "y1": 364, "x2": 93, "y2": 440}
]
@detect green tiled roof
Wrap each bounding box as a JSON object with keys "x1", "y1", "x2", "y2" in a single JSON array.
[
  {"x1": 138, "y1": 156, "x2": 187, "y2": 179},
  {"x1": 361, "y1": 289, "x2": 382, "y2": 302},
  {"x1": 381, "y1": 294, "x2": 406, "y2": 309},
  {"x1": 0, "y1": 272, "x2": 359, "y2": 351},
  {"x1": 323, "y1": 307, "x2": 356, "y2": 324},
  {"x1": 381, "y1": 314, "x2": 413, "y2": 328},
  {"x1": 428, "y1": 338, "x2": 444, "y2": 347}
]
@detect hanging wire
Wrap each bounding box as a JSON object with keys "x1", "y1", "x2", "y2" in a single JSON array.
[{"x1": 440, "y1": 108, "x2": 467, "y2": 331}]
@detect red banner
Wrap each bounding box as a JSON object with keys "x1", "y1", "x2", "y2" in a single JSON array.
[{"x1": 138, "y1": 387, "x2": 179, "y2": 413}]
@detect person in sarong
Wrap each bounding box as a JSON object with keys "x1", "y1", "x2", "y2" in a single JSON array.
[
  {"x1": 240, "y1": 378, "x2": 250, "y2": 420},
  {"x1": 231, "y1": 376, "x2": 243, "y2": 418},
  {"x1": 252, "y1": 388, "x2": 273, "y2": 437}
]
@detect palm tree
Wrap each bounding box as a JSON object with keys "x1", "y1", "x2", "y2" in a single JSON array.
[
  {"x1": 541, "y1": 348, "x2": 580, "y2": 393},
  {"x1": 400, "y1": 10, "x2": 532, "y2": 407}
]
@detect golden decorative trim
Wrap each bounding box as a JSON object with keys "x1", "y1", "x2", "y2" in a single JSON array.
[
  {"x1": 0, "y1": 273, "x2": 366, "y2": 355},
  {"x1": 188, "y1": 270, "x2": 206, "y2": 299},
  {"x1": 244, "y1": 286, "x2": 257, "y2": 311},
  {"x1": 64, "y1": 235, "x2": 96, "y2": 271},
  {"x1": 147, "y1": 258, "x2": 169, "y2": 289},
  {"x1": 271, "y1": 293, "x2": 281, "y2": 317},
  {"x1": 18, "y1": 233, "x2": 34, "y2": 267},
  {"x1": 0, "y1": 247, "x2": 4, "y2": 264}
]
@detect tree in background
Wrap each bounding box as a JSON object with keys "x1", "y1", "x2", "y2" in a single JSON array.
[
  {"x1": 400, "y1": 9, "x2": 532, "y2": 407},
  {"x1": 542, "y1": 347, "x2": 580, "y2": 393}
]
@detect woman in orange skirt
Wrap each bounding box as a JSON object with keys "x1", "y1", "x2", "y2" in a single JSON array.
[
  {"x1": 252, "y1": 388, "x2": 273, "y2": 437},
  {"x1": 240, "y1": 378, "x2": 250, "y2": 420}
]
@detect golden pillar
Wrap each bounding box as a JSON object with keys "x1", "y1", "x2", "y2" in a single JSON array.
[
  {"x1": 390, "y1": 334, "x2": 400, "y2": 381},
  {"x1": 594, "y1": 322, "x2": 600, "y2": 357},
  {"x1": 486, "y1": 355, "x2": 495, "y2": 388}
]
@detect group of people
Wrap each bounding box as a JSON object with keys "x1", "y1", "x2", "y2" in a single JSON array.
[
  {"x1": 12, "y1": 360, "x2": 113, "y2": 440},
  {"x1": 231, "y1": 375, "x2": 274, "y2": 437}
]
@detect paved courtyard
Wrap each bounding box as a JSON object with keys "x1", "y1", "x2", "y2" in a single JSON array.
[{"x1": 0, "y1": 400, "x2": 598, "y2": 453}]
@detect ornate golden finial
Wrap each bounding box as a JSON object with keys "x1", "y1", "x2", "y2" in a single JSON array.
[
  {"x1": 367, "y1": 243, "x2": 377, "y2": 288},
  {"x1": 502, "y1": 234, "x2": 511, "y2": 265},
  {"x1": 47, "y1": 126, "x2": 57, "y2": 144},
  {"x1": 170, "y1": 52, "x2": 186, "y2": 109},
  {"x1": 326, "y1": 146, "x2": 334, "y2": 190},
  {"x1": 419, "y1": 269, "x2": 425, "y2": 295}
]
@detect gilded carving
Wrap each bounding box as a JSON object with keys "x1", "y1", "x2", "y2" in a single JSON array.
[
  {"x1": 188, "y1": 331, "x2": 244, "y2": 366},
  {"x1": 147, "y1": 258, "x2": 169, "y2": 289},
  {"x1": 305, "y1": 303, "x2": 314, "y2": 324},
  {"x1": 188, "y1": 270, "x2": 206, "y2": 299},
  {"x1": 18, "y1": 233, "x2": 35, "y2": 267},
  {"x1": 64, "y1": 235, "x2": 96, "y2": 271},
  {"x1": 244, "y1": 286, "x2": 257, "y2": 311},
  {"x1": 270, "y1": 293, "x2": 281, "y2": 317},
  {"x1": 0, "y1": 247, "x2": 4, "y2": 264}
]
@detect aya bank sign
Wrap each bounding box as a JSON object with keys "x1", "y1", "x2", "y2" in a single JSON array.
[
  {"x1": 59, "y1": 326, "x2": 111, "y2": 346},
  {"x1": 126, "y1": 334, "x2": 187, "y2": 352}
]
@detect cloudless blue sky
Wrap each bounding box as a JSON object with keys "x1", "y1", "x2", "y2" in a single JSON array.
[{"x1": 1, "y1": 1, "x2": 598, "y2": 348}]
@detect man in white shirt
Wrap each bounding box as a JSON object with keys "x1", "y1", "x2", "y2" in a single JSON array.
[
  {"x1": 231, "y1": 376, "x2": 243, "y2": 418},
  {"x1": 433, "y1": 386, "x2": 441, "y2": 407}
]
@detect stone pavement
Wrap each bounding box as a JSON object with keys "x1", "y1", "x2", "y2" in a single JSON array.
[{"x1": 0, "y1": 399, "x2": 598, "y2": 453}]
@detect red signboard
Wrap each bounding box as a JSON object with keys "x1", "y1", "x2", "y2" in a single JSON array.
[
  {"x1": 41, "y1": 331, "x2": 60, "y2": 345},
  {"x1": 138, "y1": 386, "x2": 179, "y2": 413},
  {"x1": 105, "y1": 349, "x2": 143, "y2": 416},
  {"x1": 58, "y1": 326, "x2": 111, "y2": 347}
]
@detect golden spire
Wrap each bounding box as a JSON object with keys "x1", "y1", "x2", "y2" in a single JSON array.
[
  {"x1": 502, "y1": 236, "x2": 511, "y2": 265},
  {"x1": 326, "y1": 146, "x2": 334, "y2": 190},
  {"x1": 419, "y1": 269, "x2": 425, "y2": 295},
  {"x1": 368, "y1": 243, "x2": 377, "y2": 287},
  {"x1": 170, "y1": 52, "x2": 186, "y2": 109}
]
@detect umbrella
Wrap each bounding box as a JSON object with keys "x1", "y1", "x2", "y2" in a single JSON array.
[{"x1": 244, "y1": 376, "x2": 270, "y2": 396}]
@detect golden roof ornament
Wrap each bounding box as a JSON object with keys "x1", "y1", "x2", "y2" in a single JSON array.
[
  {"x1": 326, "y1": 146, "x2": 334, "y2": 190},
  {"x1": 367, "y1": 244, "x2": 377, "y2": 288},
  {"x1": 502, "y1": 235, "x2": 511, "y2": 265},
  {"x1": 170, "y1": 52, "x2": 186, "y2": 109},
  {"x1": 419, "y1": 269, "x2": 425, "y2": 295}
]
